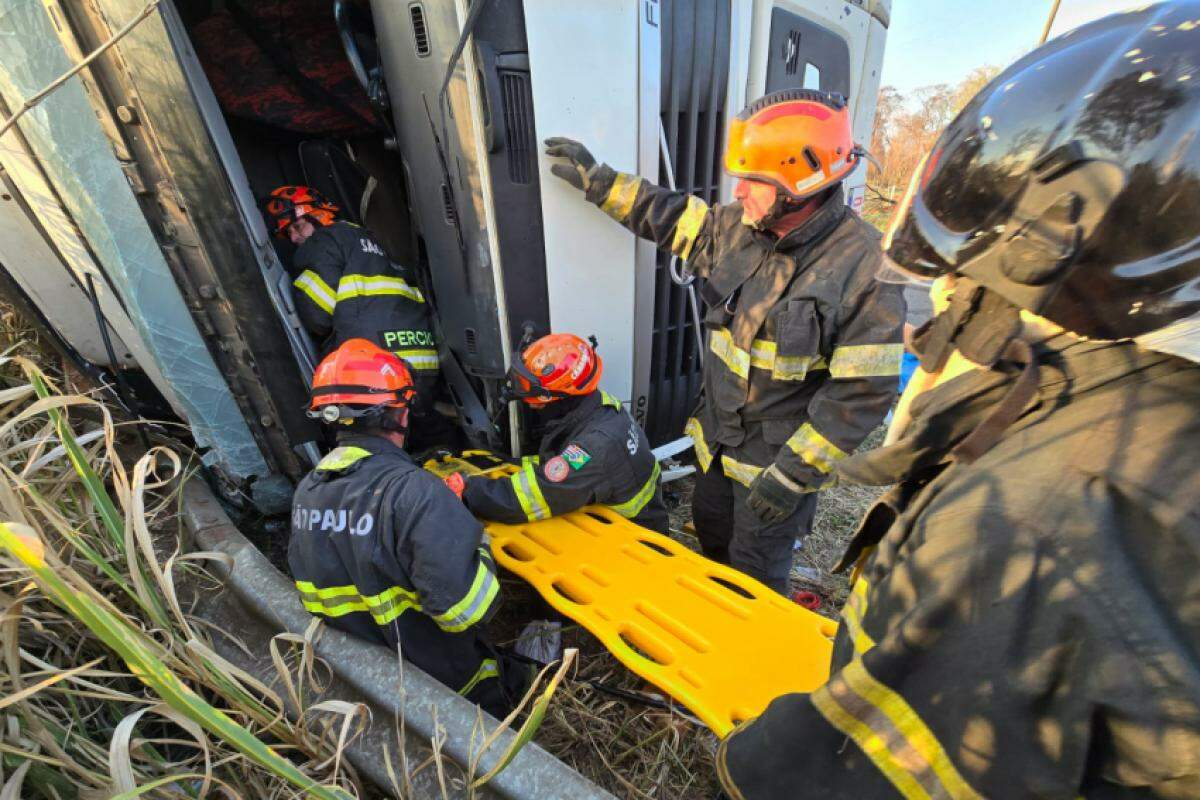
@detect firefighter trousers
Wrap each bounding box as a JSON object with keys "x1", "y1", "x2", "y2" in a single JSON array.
[{"x1": 691, "y1": 462, "x2": 817, "y2": 594}]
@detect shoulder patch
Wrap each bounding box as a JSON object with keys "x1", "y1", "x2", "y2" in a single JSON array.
[
  {"x1": 561, "y1": 443, "x2": 592, "y2": 470},
  {"x1": 543, "y1": 456, "x2": 570, "y2": 483}
]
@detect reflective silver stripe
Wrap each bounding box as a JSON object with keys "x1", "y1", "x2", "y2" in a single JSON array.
[
  {"x1": 710, "y1": 328, "x2": 750, "y2": 379},
  {"x1": 609, "y1": 462, "x2": 661, "y2": 519},
  {"x1": 710, "y1": 327, "x2": 826, "y2": 381},
  {"x1": 785, "y1": 423, "x2": 848, "y2": 474},
  {"x1": 294, "y1": 270, "x2": 335, "y2": 314},
  {"x1": 720, "y1": 455, "x2": 763, "y2": 487},
  {"x1": 431, "y1": 552, "x2": 500, "y2": 632},
  {"x1": 829, "y1": 344, "x2": 904, "y2": 379},
  {"x1": 296, "y1": 580, "x2": 421, "y2": 624},
  {"x1": 336, "y1": 274, "x2": 425, "y2": 303},
  {"x1": 601, "y1": 172, "x2": 641, "y2": 221},
  {"x1": 394, "y1": 348, "x2": 439, "y2": 371}
]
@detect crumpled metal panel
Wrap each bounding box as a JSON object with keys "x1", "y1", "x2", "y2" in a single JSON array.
[{"x1": 0, "y1": 1, "x2": 268, "y2": 479}]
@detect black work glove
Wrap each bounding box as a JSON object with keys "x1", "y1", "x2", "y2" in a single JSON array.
[
  {"x1": 746, "y1": 464, "x2": 807, "y2": 525},
  {"x1": 544, "y1": 137, "x2": 598, "y2": 192}
]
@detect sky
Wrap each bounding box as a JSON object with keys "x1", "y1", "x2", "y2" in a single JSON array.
[{"x1": 880, "y1": 0, "x2": 1138, "y2": 95}]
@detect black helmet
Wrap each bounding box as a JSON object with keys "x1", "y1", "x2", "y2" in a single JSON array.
[{"x1": 885, "y1": 1, "x2": 1200, "y2": 358}]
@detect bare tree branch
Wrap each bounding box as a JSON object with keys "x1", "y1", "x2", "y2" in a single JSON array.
[{"x1": 0, "y1": 1, "x2": 160, "y2": 140}]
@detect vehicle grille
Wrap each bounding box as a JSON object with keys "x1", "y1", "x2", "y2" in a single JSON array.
[{"x1": 645, "y1": 0, "x2": 730, "y2": 444}]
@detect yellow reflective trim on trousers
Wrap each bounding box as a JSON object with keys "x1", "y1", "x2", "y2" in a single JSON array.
[
  {"x1": 829, "y1": 343, "x2": 905, "y2": 379},
  {"x1": 315, "y1": 446, "x2": 373, "y2": 472},
  {"x1": 841, "y1": 578, "x2": 876, "y2": 656},
  {"x1": 710, "y1": 328, "x2": 751, "y2": 379},
  {"x1": 601, "y1": 172, "x2": 641, "y2": 221},
  {"x1": 785, "y1": 423, "x2": 848, "y2": 474},
  {"x1": 459, "y1": 658, "x2": 500, "y2": 696},
  {"x1": 431, "y1": 554, "x2": 500, "y2": 632},
  {"x1": 336, "y1": 274, "x2": 425, "y2": 303},
  {"x1": 609, "y1": 461, "x2": 661, "y2": 519},
  {"x1": 720, "y1": 455, "x2": 763, "y2": 487},
  {"x1": 394, "y1": 348, "x2": 439, "y2": 371},
  {"x1": 818, "y1": 659, "x2": 984, "y2": 800},
  {"x1": 685, "y1": 417, "x2": 712, "y2": 472},
  {"x1": 360, "y1": 584, "x2": 423, "y2": 625},
  {"x1": 294, "y1": 270, "x2": 335, "y2": 315},
  {"x1": 671, "y1": 195, "x2": 709, "y2": 261},
  {"x1": 511, "y1": 457, "x2": 551, "y2": 521}
]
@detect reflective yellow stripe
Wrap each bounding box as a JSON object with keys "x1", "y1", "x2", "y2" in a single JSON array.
[
  {"x1": 710, "y1": 328, "x2": 827, "y2": 381},
  {"x1": 600, "y1": 172, "x2": 641, "y2": 221},
  {"x1": 511, "y1": 457, "x2": 552, "y2": 521},
  {"x1": 841, "y1": 578, "x2": 875, "y2": 656},
  {"x1": 315, "y1": 446, "x2": 372, "y2": 472},
  {"x1": 685, "y1": 417, "x2": 712, "y2": 472},
  {"x1": 458, "y1": 658, "x2": 500, "y2": 696},
  {"x1": 296, "y1": 580, "x2": 422, "y2": 625},
  {"x1": 294, "y1": 270, "x2": 335, "y2": 315},
  {"x1": 394, "y1": 348, "x2": 439, "y2": 371},
  {"x1": 609, "y1": 462, "x2": 660, "y2": 519},
  {"x1": 336, "y1": 274, "x2": 425, "y2": 303},
  {"x1": 785, "y1": 423, "x2": 848, "y2": 474},
  {"x1": 431, "y1": 552, "x2": 500, "y2": 632},
  {"x1": 600, "y1": 391, "x2": 624, "y2": 410},
  {"x1": 813, "y1": 659, "x2": 983, "y2": 800},
  {"x1": 829, "y1": 343, "x2": 904, "y2": 379},
  {"x1": 671, "y1": 195, "x2": 708, "y2": 261},
  {"x1": 720, "y1": 454, "x2": 763, "y2": 487},
  {"x1": 710, "y1": 328, "x2": 750, "y2": 379}
]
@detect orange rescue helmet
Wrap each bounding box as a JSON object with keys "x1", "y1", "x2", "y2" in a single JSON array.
[
  {"x1": 509, "y1": 333, "x2": 602, "y2": 408},
  {"x1": 264, "y1": 185, "x2": 339, "y2": 237},
  {"x1": 724, "y1": 89, "x2": 860, "y2": 201},
  {"x1": 309, "y1": 339, "x2": 415, "y2": 425}
]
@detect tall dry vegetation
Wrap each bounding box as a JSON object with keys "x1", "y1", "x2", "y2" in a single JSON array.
[{"x1": 862, "y1": 65, "x2": 1001, "y2": 230}]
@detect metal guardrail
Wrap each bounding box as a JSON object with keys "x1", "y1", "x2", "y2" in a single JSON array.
[{"x1": 180, "y1": 479, "x2": 615, "y2": 800}]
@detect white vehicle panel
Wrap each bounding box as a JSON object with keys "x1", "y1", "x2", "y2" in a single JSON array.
[{"x1": 524, "y1": 0, "x2": 641, "y2": 404}]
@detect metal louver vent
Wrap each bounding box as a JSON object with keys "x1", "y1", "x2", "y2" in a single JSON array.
[
  {"x1": 645, "y1": 0, "x2": 730, "y2": 444},
  {"x1": 500, "y1": 72, "x2": 535, "y2": 184},
  {"x1": 441, "y1": 183, "x2": 456, "y2": 224},
  {"x1": 409, "y1": 4, "x2": 430, "y2": 57},
  {"x1": 785, "y1": 29, "x2": 801, "y2": 74}
]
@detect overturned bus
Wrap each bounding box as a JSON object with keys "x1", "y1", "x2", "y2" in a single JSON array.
[{"x1": 0, "y1": 0, "x2": 888, "y2": 513}]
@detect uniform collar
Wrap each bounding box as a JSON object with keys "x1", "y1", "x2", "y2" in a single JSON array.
[
  {"x1": 540, "y1": 391, "x2": 611, "y2": 448},
  {"x1": 837, "y1": 338, "x2": 1176, "y2": 487},
  {"x1": 770, "y1": 184, "x2": 847, "y2": 251},
  {"x1": 335, "y1": 431, "x2": 413, "y2": 463}
]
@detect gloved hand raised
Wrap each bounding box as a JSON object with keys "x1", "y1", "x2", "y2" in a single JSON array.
[
  {"x1": 746, "y1": 464, "x2": 807, "y2": 525},
  {"x1": 544, "y1": 137, "x2": 598, "y2": 192}
]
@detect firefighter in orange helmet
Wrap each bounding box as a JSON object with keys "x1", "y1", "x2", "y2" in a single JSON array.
[
  {"x1": 264, "y1": 185, "x2": 451, "y2": 452},
  {"x1": 545, "y1": 90, "x2": 904, "y2": 593},
  {"x1": 458, "y1": 333, "x2": 669, "y2": 533},
  {"x1": 288, "y1": 339, "x2": 526, "y2": 718}
]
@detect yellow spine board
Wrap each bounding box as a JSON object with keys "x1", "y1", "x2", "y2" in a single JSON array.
[{"x1": 463, "y1": 461, "x2": 835, "y2": 735}]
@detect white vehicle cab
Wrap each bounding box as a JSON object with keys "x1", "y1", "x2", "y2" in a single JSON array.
[{"x1": 0, "y1": 0, "x2": 888, "y2": 510}]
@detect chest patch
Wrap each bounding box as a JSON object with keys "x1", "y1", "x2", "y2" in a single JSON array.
[
  {"x1": 561, "y1": 443, "x2": 592, "y2": 470},
  {"x1": 543, "y1": 456, "x2": 570, "y2": 482}
]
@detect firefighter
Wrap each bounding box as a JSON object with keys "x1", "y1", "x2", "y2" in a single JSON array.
[
  {"x1": 288, "y1": 339, "x2": 525, "y2": 718},
  {"x1": 718, "y1": 5, "x2": 1200, "y2": 797},
  {"x1": 545, "y1": 90, "x2": 904, "y2": 593},
  {"x1": 458, "y1": 333, "x2": 669, "y2": 534},
  {"x1": 264, "y1": 185, "x2": 449, "y2": 450}
]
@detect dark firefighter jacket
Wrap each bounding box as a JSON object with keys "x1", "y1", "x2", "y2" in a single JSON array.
[
  {"x1": 718, "y1": 338, "x2": 1200, "y2": 800},
  {"x1": 288, "y1": 433, "x2": 504, "y2": 701},
  {"x1": 463, "y1": 391, "x2": 669, "y2": 533},
  {"x1": 585, "y1": 168, "x2": 904, "y2": 490},
  {"x1": 291, "y1": 220, "x2": 439, "y2": 385}
]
